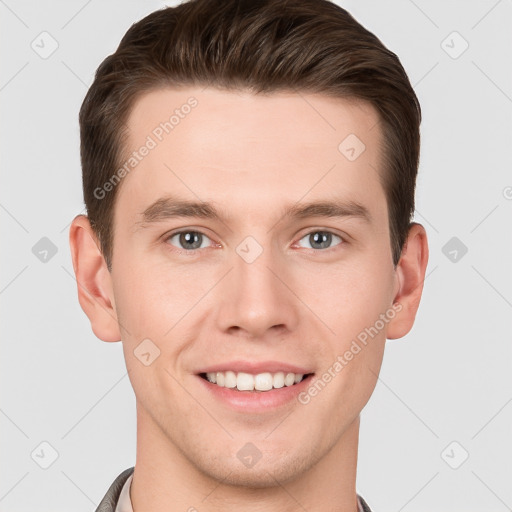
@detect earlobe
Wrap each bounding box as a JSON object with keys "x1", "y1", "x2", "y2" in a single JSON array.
[
  {"x1": 69, "y1": 215, "x2": 121, "y2": 342},
  {"x1": 387, "y1": 222, "x2": 429, "y2": 340}
]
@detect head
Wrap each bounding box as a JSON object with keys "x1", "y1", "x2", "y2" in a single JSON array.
[{"x1": 70, "y1": 0, "x2": 428, "y2": 489}]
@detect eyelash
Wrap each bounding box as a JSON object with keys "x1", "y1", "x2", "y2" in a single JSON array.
[{"x1": 164, "y1": 229, "x2": 346, "y2": 255}]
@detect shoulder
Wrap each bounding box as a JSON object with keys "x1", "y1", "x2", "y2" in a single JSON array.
[
  {"x1": 357, "y1": 494, "x2": 374, "y2": 512},
  {"x1": 94, "y1": 467, "x2": 135, "y2": 512}
]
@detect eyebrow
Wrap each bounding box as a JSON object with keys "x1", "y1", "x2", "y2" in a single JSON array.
[{"x1": 135, "y1": 194, "x2": 372, "y2": 228}]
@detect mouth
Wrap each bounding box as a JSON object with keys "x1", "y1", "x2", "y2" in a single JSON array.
[
  {"x1": 194, "y1": 361, "x2": 316, "y2": 412},
  {"x1": 198, "y1": 371, "x2": 315, "y2": 392}
]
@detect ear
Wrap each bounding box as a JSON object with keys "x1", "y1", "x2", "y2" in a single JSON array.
[
  {"x1": 387, "y1": 222, "x2": 429, "y2": 340},
  {"x1": 68, "y1": 214, "x2": 121, "y2": 342}
]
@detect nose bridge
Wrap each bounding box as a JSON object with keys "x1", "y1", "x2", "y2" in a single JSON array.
[{"x1": 216, "y1": 235, "x2": 299, "y2": 337}]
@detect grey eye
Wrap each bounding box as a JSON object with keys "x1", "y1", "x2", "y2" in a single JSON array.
[
  {"x1": 297, "y1": 231, "x2": 342, "y2": 250},
  {"x1": 168, "y1": 231, "x2": 211, "y2": 250}
]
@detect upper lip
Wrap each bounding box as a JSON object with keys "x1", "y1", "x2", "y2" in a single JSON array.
[{"x1": 196, "y1": 360, "x2": 314, "y2": 375}]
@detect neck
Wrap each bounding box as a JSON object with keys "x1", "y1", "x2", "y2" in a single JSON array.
[{"x1": 131, "y1": 401, "x2": 360, "y2": 512}]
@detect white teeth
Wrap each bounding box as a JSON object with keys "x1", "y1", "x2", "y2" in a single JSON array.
[
  {"x1": 204, "y1": 371, "x2": 306, "y2": 391},
  {"x1": 284, "y1": 373, "x2": 296, "y2": 386},
  {"x1": 224, "y1": 370, "x2": 237, "y2": 388},
  {"x1": 237, "y1": 372, "x2": 254, "y2": 391},
  {"x1": 253, "y1": 372, "x2": 273, "y2": 391},
  {"x1": 273, "y1": 372, "x2": 285, "y2": 388}
]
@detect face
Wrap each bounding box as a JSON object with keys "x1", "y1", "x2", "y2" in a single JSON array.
[{"x1": 107, "y1": 87, "x2": 400, "y2": 486}]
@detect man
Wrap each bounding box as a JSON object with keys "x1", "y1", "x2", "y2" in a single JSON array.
[{"x1": 69, "y1": 0, "x2": 429, "y2": 510}]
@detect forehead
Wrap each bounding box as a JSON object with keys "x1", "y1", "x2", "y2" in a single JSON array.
[
  {"x1": 116, "y1": 86, "x2": 386, "y2": 228},
  {"x1": 126, "y1": 86, "x2": 380, "y2": 156}
]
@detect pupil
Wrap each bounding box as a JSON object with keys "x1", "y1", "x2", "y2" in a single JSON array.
[
  {"x1": 180, "y1": 232, "x2": 202, "y2": 249},
  {"x1": 311, "y1": 232, "x2": 331, "y2": 249}
]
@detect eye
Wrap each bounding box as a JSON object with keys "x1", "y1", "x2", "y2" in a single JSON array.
[
  {"x1": 297, "y1": 230, "x2": 343, "y2": 250},
  {"x1": 166, "y1": 230, "x2": 212, "y2": 251}
]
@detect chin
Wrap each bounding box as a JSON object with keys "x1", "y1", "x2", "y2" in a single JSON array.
[{"x1": 198, "y1": 448, "x2": 314, "y2": 489}]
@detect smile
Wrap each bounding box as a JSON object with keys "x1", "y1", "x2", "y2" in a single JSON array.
[{"x1": 199, "y1": 371, "x2": 313, "y2": 392}]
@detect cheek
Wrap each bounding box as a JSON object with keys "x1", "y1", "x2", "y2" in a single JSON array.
[
  {"x1": 114, "y1": 266, "x2": 187, "y2": 409},
  {"x1": 307, "y1": 253, "x2": 393, "y2": 408},
  {"x1": 328, "y1": 259, "x2": 392, "y2": 397},
  {"x1": 309, "y1": 257, "x2": 394, "y2": 335},
  {"x1": 112, "y1": 254, "x2": 193, "y2": 328}
]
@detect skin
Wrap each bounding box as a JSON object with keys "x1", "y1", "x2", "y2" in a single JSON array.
[{"x1": 69, "y1": 87, "x2": 428, "y2": 512}]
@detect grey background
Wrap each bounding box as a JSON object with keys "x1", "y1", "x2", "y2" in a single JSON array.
[{"x1": 1, "y1": 1, "x2": 511, "y2": 511}]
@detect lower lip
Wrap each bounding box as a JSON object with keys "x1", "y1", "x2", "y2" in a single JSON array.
[{"x1": 196, "y1": 374, "x2": 315, "y2": 413}]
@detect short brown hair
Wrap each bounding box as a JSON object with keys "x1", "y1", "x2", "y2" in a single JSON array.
[{"x1": 79, "y1": 0, "x2": 421, "y2": 270}]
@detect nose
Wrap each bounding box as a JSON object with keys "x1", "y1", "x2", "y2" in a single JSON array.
[{"x1": 214, "y1": 240, "x2": 300, "y2": 339}]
